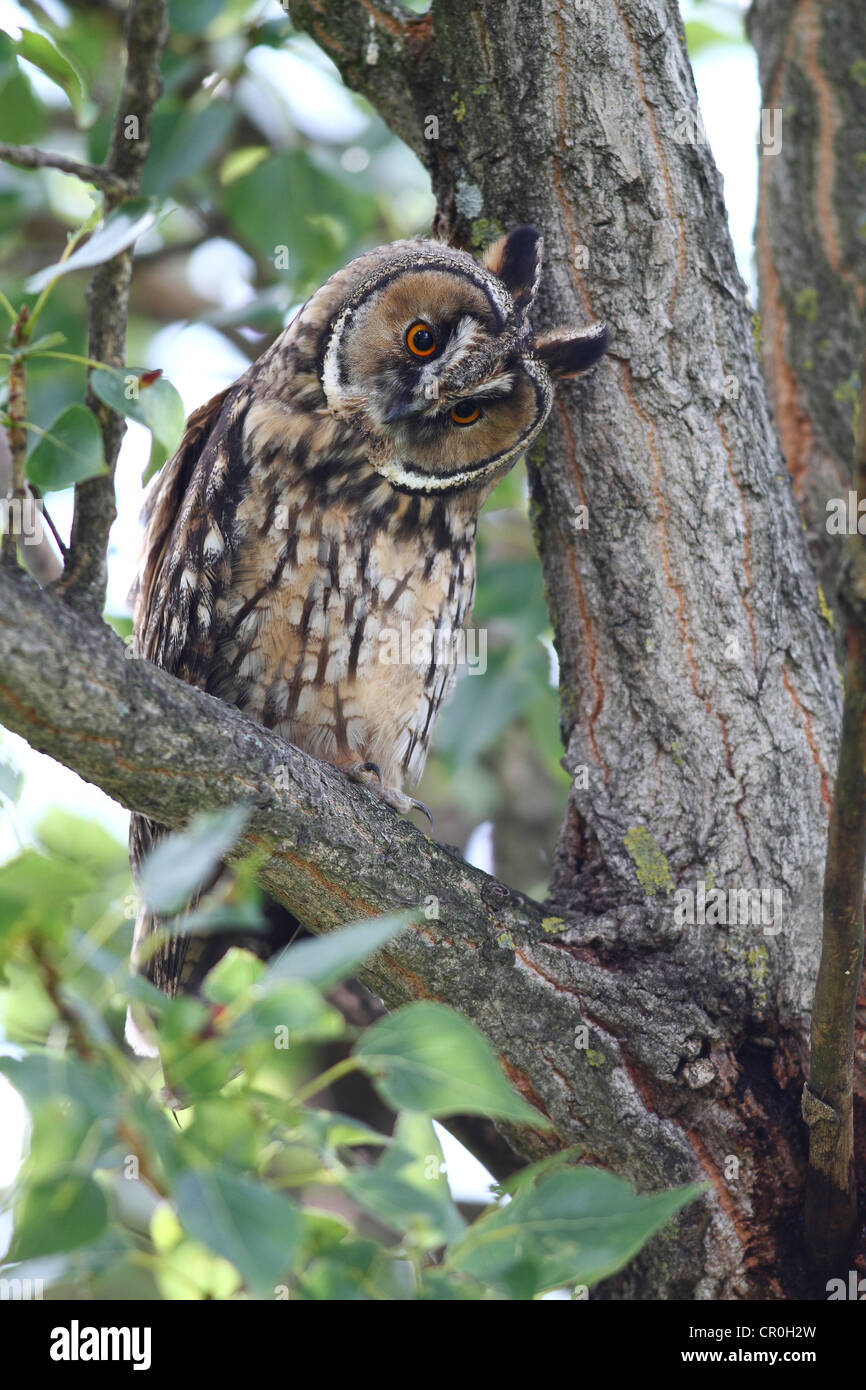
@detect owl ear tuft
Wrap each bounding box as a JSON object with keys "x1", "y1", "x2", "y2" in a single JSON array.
[
  {"x1": 482, "y1": 225, "x2": 543, "y2": 312},
  {"x1": 534, "y1": 321, "x2": 610, "y2": 378}
]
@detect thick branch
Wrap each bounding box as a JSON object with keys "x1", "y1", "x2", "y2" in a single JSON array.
[
  {"x1": 55, "y1": 0, "x2": 168, "y2": 613},
  {"x1": 748, "y1": 0, "x2": 866, "y2": 619},
  {"x1": 284, "y1": 0, "x2": 433, "y2": 151}
]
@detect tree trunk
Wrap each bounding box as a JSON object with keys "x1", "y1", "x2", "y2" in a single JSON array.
[
  {"x1": 285, "y1": 0, "x2": 843, "y2": 1297},
  {"x1": 748, "y1": 0, "x2": 866, "y2": 621}
]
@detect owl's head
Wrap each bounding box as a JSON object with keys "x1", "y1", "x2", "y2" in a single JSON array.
[{"x1": 319, "y1": 227, "x2": 608, "y2": 496}]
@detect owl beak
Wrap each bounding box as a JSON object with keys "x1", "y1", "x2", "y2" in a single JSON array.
[{"x1": 382, "y1": 398, "x2": 422, "y2": 423}]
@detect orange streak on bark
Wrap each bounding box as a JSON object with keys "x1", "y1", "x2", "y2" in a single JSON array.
[
  {"x1": 500, "y1": 1057, "x2": 553, "y2": 1121},
  {"x1": 565, "y1": 548, "x2": 607, "y2": 777},
  {"x1": 618, "y1": 363, "x2": 701, "y2": 701},
  {"x1": 380, "y1": 952, "x2": 441, "y2": 1000},
  {"x1": 612, "y1": 0, "x2": 686, "y2": 332},
  {"x1": 553, "y1": 399, "x2": 608, "y2": 777},
  {"x1": 799, "y1": 0, "x2": 865, "y2": 312},
  {"x1": 718, "y1": 416, "x2": 758, "y2": 672},
  {"x1": 781, "y1": 664, "x2": 832, "y2": 811},
  {"x1": 551, "y1": 0, "x2": 594, "y2": 317}
]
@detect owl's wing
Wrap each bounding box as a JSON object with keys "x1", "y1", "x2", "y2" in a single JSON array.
[
  {"x1": 129, "y1": 379, "x2": 255, "y2": 1008},
  {"x1": 132, "y1": 381, "x2": 252, "y2": 683}
]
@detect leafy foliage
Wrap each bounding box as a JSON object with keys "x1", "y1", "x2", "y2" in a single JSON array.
[{"x1": 0, "y1": 810, "x2": 702, "y2": 1300}]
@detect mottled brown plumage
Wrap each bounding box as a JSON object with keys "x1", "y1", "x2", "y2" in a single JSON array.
[{"x1": 127, "y1": 227, "x2": 607, "y2": 1026}]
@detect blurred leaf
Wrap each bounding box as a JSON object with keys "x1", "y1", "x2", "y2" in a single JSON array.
[
  {"x1": 295, "y1": 1237, "x2": 396, "y2": 1301},
  {"x1": 36, "y1": 809, "x2": 126, "y2": 873},
  {"x1": 138, "y1": 806, "x2": 251, "y2": 914},
  {"x1": 0, "y1": 31, "x2": 17, "y2": 85},
  {"x1": 176, "y1": 1168, "x2": 301, "y2": 1297},
  {"x1": 0, "y1": 67, "x2": 47, "y2": 143},
  {"x1": 26, "y1": 199, "x2": 162, "y2": 291},
  {"x1": 8, "y1": 1171, "x2": 108, "y2": 1260},
  {"x1": 685, "y1": 19, "x2": 744, "y2": 57},
  {"x1": 445, "y1": 1168, "x2": 705, "y2": 1297},
  {"x1": 219, "y1": 145, "x2": 270, "y2": 186},
  {"x1": 342, "y1": 1112, "x2": 464, "y2": 1248},
  {"x1": 25, "y1": 403, "x2": 105, "y2": 491},
  {"x1": 265, "y1": 912, "x2": 412, "y2": 992},
  {"x1": 16, "y1": 28, "x2": 95, "y2": 128},
  {"x1": 90, "y1": 366, "x2": 185, "y2": 472},
  {"x1": 0, "y1": 757, "x2": 23, "y2": 802},
  {"x1": 154, "y1": 1237, "x2": 242, "y2": 1300},
  {"x1": 141, "y1": 99, "x2": 236, "y2": 197},
  {"x1": 0, "y1": 1055, "x2": 121, "y2": 1120},
  {"x1": 0, "y1": 850, "x2": 95, "y2": 942},
  {"x1": 168, "y1": 0, "x2": 225, "y2": 36},
  {"x1": 221, "y1": 149, "x2": 379, "y2": 289},
  {"x1": 222, "y1": 978, "x2": 343, "y2": 1050},
  {"x1": 354, "y1": 1002, "x2": 549, "y2": 1126}
]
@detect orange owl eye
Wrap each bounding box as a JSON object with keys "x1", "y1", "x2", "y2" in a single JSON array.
[
  {"x1": 450, "y1": 401, "x2": 481, "y2": 426},
  {"x1": 406, "y1": 321, "x2": 437, "y2": 356}
]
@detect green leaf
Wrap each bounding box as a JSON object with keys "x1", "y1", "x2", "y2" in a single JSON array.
[
  {"x1": 154, "y1": 1238, "x2": 242, "y2": 1300},
  {"x1": 341, "y1": 1112, "x2": 464, "y2": 1248},
  {"x1": 26, "y1": 199, "x2": 162, "y2": 291},
  {"x1": 141, "y1": 99, "x2": 236, "y2": 196},
  {"x1": 0, "y1": 756, "x2": 23, "y2": 802},
  {"x1": 90, "y1": 366, "x2": 185, "y2": 467},
  {"x1": 354, "y1": 1001, "x2": 549, "y2": 1126},
  {"x1": 222, "y1": 978, "x2": 343, "y2": 1051},
  {"x1": 36, "y1": 808, "x2": 126, "y2": 873},
  {"x1": 0, "y1": 850, "x2": 95, "y2": 941},
  {"x1": 0, "y1": 67, "x2": 47, "y2": 144},
  {"x1": 295, "y1": 1238, "x2": 397, "y2": 1301},
  {"x1": 168, "y1": 0, "x2": 226, "y2": 36},
  {"x1": 9, "y1": 1171, "x2": 108, "y2": 1260},
  {"x1": 0, "y1": 30, "x2": 16, "y2": 86},
  {"x1": 0, "y1": 1055, "x2": 121, "y2": 1122},
  {"x1": 265, "y1": 912, "x2": 412, "y2": 992},
  {"x1": 445, "y1": 1168, "x2": 705, "y2": 1297},
  {"x1": 138, "y1": 806, "x2": 251, "y2": 914},
  {"x1": 175, "y1": 1168, "x2": 301, "y2": 1297},
  {"x1": 15, "y1": 28, "x2": 95, "y2": 128},
  {"x1": 25, "y1": 403, "x2": 105, "y2": 491},
  {"x1": 685, "y1": 19, "x2": 744, "y2": 58}
]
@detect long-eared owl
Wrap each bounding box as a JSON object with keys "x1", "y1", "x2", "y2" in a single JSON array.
[{"x1": 127, "y1": 225, "x2": 608, "y2": 1025}]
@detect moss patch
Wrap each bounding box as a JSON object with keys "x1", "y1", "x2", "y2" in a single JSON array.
[{"x1": 623, "y1": 826, "x2": 673, "y2": 897}]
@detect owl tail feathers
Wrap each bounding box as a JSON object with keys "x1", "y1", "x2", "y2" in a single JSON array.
[{"x1": 125, "y1": 901, "x2": 161, "y2": 1058}]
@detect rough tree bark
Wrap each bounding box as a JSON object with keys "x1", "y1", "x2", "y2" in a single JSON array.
[
  {"x1": 280, "y1": 0, "x2": 844, "y2": 1298},
  {"x1": 748, "y1": 0, "x2": 866, "y2": 619},
  {"x1": 0, "y1": 0, "x2": 851, "y2": 1298}
]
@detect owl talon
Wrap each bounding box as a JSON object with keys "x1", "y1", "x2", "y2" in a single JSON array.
[
  {"x1": 375, "y1": 783, "x2": 434, "y2": 829},
  {"x1": 343, "y1": 765, "x2": 434, "y2": 828},
  {"x1": 345, "y1": 760, "x2": 382, "y2": 787},
  {"x1": 410, "y1": 798, "x2": 434, "y2": 829}
]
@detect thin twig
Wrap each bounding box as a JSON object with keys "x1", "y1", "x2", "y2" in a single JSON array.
[
  {"x1": 804, "y1": 339, "x2": 866, "y2": 1278},
  {"x1": 54, "y1": 0, "x2": 169, "y2": 612},
  {"x1": 0, "y1": 141, "x2": 132, "y2": 195},
  {"x1": 1, "y1": 313, "x2": 30, "y2": 566}
]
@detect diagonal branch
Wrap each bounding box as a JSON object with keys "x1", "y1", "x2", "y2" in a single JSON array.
[{"x1": 0, "y1": 562, "x2": 696, "y2": 1182}]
